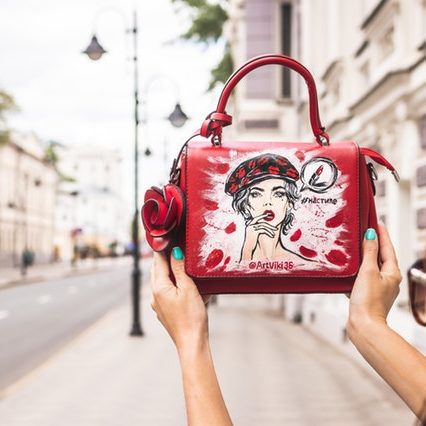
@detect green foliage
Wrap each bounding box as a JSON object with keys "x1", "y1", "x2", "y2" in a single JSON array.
[
  {"x1": 208, "y1": 45, "x2": 233, "y2": 91},
  {"x1": 44, "y1": 142, "x2": 59, "y2": 167},
  {"x1": 181, "y1": 4, "x2": 228, "y2": 43},
  {"x1": 44, "y1": 141, "x2": 75, "y2": 181},
  {"x1": 172, "y1": 0, "x2": 233, "y2": 90},
  {"x1": 0, "y1": 130, "x2": 11, "y2": 146},
  {"x1": 0, "y1": 90, "x2": 18, "y2": 123},
  {"x1": 0, "y1": 90, "x2": 17, "y2": 146},
  {"x1": 58, "y1": 172, "x2": 76, "y2": 183},
  {"x1": 172, "y1": 0, "x2": 206, "y2": 7}
]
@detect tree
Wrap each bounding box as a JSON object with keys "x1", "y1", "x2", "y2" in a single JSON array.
[
  {"x1": 0, "y1": 89, "x2": 18, "y2": 145},
  {"x1": 44, "y1": 140, "x2": 60, "y2": 167},
  {"x1": 43, "y1": 140, "x2": 75, "y2": 182},
  {"x1": 172, "y1": 0, "x2": 233, "y2": 91}
]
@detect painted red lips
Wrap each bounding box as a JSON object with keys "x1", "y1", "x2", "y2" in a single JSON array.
[{"x1": 263, "y1": 210, "x2": 275, "y2": 221}]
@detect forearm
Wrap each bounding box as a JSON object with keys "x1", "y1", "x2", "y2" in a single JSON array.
[
  {"x1": 178, "y1": 338, "x2": 233, "y2": 426},
  {"x1": 348, "y1": 317, "x2": 426, "y2": 420}
]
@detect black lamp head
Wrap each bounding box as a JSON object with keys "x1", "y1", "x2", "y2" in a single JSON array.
[
  {"x1": 167, "y1": 103, "x2": 189, "y2": 128},
  {"x1": 83, "y1": 35, "x2": 107, "y2": 61}
]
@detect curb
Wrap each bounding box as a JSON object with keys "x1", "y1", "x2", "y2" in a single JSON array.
[{"x1": 0, "y1": 260, "x2": 134, "y2": 292}]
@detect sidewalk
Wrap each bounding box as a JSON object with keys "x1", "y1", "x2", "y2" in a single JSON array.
[
  {"x1": 0, "y1": 275, "x2": 415, "y2": 426},
  {"x1": 0, "y1": 256, "x2": 135, "y2": 289}
]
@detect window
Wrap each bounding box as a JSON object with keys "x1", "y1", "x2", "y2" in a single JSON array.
[
  {"x1": 360, "y1": 61, "x2": 370, "y2": 86},
  {"x1": 420, "y1": 116, "x2": 426, "y2": 149},
  {"x1": 378, "y1": 25, "x2": 395, "y2": 60},
  {"x1": 280, "y1": 3, "x2": 292, "y2": 98},
  {"x1": 331, "y1": 81, "x2": 340, "y2": 104}
]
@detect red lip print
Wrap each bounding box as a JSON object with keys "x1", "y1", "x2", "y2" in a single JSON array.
[
  {"x1": 263, "y1": 210, "x2": 275, "y2": 221},
  {"x1": 224, "y1": 222, "x2": 236, "y2": 234},
  {"x1": 290, "y1": 228, "x2": 302, "y2": 242},
  {"x1": 206, "y1": 249, "x2": 224, "y2": 269}
]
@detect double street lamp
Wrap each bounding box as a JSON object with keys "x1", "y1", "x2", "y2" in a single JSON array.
[{"x1": 83, "y1": 9, "x2": 188, "y2": 337}]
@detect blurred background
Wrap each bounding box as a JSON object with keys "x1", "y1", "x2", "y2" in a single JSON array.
[{"x1": 0, "y1": 0, "x2": 425, "y2": 425}]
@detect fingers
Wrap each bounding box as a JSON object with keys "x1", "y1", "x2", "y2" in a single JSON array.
[
  {"x1": 377, "y1": 223, "x2": 402, "y2": 281},
  {"x1": 250, "y1": 213, "x2": 269, "y2": 224},
  {"x1": 254, "y1": 224, "x2": 276, "y2": 238},
  {"x1": 152, "y1": 251, "x2": 173, "y2": 292},
  {"x1": 359, "y1": 228, "x2": 379, "y2": 273},
  {"x1": 250, "y1": 221, "x2": 278, "y2": 239},
  {"x1": 253, "y1": 221, "x2": 277, "y2": 231},
  {"x1": 169, "y1": 246, "x2": 196, "y2": 289},
  {"x1": 153, "y1": 251, "x2": 170, "y2": 279}
]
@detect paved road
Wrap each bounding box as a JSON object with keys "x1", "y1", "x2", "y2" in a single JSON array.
[
  {"x1": 0, "y1": 266, "x2": 133, "y2": 391},
  {"x1": 210, "y1": 297, "x2": 414, "y2": 425},
  {"x1": 0, "y1": 289, "x2": 414, "y2": 425}
]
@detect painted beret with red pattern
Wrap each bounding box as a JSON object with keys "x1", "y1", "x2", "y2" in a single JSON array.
[{"x1": 225, "y1": 153, "x2": 299, "y2": 195}]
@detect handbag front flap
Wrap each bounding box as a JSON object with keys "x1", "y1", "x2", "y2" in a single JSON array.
[{"x1": 184, "y1": 140, "x2": 360, "y2": 278}]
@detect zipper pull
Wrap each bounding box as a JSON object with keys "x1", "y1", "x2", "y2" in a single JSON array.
[{"x1": 360, "y1": 147, "x2": 400, "y2": 182}]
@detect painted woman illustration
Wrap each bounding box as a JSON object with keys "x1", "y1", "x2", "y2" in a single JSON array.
[{"x1": 225, "y1": 153, "x2": 311, "y2": 262}]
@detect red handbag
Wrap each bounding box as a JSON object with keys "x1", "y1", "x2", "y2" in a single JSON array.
[{"x1": 142, "y1": 54, "x2": 399, "y2": 294}]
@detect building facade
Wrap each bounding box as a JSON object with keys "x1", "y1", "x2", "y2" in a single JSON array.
[
  {"x1": 54, "y1": 145, "x2": 129, "y2": 261},
  {"x1": 0, "y1": 132, "x2": 59, "y2": 266},
  {"x1": 226, "y1": 0, "x2": 426, "y2": 351}
]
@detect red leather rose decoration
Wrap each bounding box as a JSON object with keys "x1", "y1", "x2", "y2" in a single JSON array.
[{"x1": 141, "y1": 184, "x2": 185, "y2": 252}]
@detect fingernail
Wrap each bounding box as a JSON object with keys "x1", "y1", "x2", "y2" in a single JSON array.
[
  {"x1": 365, "y1": 228, "x2": 376, "y2": 240},
  {"x1": 172, "y1": 247, "x2": 184, "y2": 260}
]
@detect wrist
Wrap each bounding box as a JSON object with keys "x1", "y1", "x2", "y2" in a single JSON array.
[
  {"x1": 347, "y1": 311, "x2": 388, "y2": 342},
  {"x1": 177, "y1": 333, "x2": 210, "y2": 361}
]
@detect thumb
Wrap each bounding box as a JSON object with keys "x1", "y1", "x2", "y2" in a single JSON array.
[
  {"x1": 170, "y1": 246, "x2": 193, "y2": 288},
  {"x1": 359, "y1": 228, "x2": 379, "y2": 272}
]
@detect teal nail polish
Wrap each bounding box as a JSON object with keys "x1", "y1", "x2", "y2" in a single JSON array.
[
  {"x1": 172, "y1": 247, "x2": 184, "y2": 260},
  {"x1": 365, "y1": 228, "x2": 376, "y2": 240}
]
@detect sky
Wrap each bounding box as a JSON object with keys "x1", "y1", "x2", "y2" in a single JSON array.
[{"x1": 0, "y1": 0, "x2": 225, "y2": 213}]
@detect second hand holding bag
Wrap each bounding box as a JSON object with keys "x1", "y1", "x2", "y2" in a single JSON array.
[{"x1": 142, "y1": 54, "x2": 399, "y2": 294}]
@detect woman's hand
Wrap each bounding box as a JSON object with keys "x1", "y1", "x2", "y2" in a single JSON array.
[
  {"x1": 347, "y1": 224, "x2": 426, "y2": 421},
  {"x1": 241, "y1": 213, "x2": 278, "y2": 260},
  {"x1": 348, "y1": 223, "x2": 402, "y2": 329},
  {"x1": 151, "y1": 248, "x2": 234, "y2": 425},
  {"x1": 150, "y1": 247, "x2": 212, "y2": 352}
]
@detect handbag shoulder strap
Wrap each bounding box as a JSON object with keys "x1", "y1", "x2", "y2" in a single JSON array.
[{"x1": 200, "y1": 54, "x2": 329, "y2": 147}]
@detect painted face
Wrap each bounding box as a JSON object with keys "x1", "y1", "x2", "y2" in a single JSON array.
[{"x1": 247, "y1": 178, "x2": 289, "y2": 227}]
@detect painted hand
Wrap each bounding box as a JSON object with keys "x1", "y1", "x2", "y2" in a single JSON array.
[
  {"x1": 150, "y1": 248, "x2": 212, "y2": 350},
  {"x1": 241, "y1": 213, "x2": 278, "y2": 259},
  {"x1": 348, "y1": 223, "x2": 402, "y2": 326}
]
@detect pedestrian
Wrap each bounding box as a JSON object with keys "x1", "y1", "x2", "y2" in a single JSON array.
[
  {"x1": 20, "y1": 248, "x2": 33, "y2": 276},
  {"x1": 150, "y1": 224, "x2": 426, "y2": 425}
]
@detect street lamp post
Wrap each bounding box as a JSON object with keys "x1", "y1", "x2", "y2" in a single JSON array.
[
  {"x1": 129, "y1": 11, "x2": 142, "y2": 336},
  {"x1": 83, "y1": 9, "x2": 189, "y2": 337}
]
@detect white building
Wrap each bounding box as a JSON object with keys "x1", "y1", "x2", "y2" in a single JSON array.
[
  {"x1": 0, "y1": 132, "x2": 59, "y2": 266},
  {"x1": 226, "y1": 0, "x2": 426, "y2": 352},
  {"x1": 54, "y1": 145, "x2": 129, "y2": 260}
]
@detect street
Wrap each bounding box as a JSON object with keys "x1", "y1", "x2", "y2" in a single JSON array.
[
  {"x1": 209, "y1": 297, "x2": 414, "y2": 425},
  {"x1": 0, "y1": 265, "x2": 415, "y2": 425},
  {"x1": 0, "y1": 265, "x2": 131, "y2": 391}
]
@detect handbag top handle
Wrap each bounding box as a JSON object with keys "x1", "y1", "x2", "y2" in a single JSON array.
[{"x1": 200, "y1": 54, "x2": 330, "y2": 147}]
